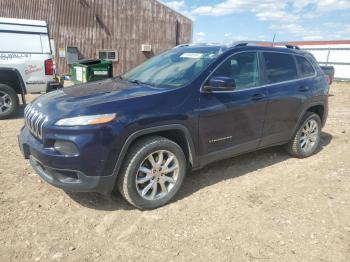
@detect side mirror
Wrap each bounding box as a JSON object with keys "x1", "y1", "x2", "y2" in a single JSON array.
[{"x1": 203, "y1": 76, "x2": 236, "y2": 92}]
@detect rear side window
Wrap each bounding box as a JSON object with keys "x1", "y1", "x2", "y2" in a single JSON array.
[
  {"x1": 296, "y1": 55, "x2": 315, "y2": 77},
  {"x1": 262, "y1": 52, "x2": 298, "y2": 84},
  {"x1": 0, "y1": 32, "x2": 51, "y2": 53}
]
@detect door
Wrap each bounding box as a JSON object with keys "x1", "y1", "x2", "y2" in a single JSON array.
[
  {"x1": 198, "y1": 51, "x2": 268, "y2": 162},
  {"x1": 260, "y1": 52, "x2": 314, "y2": 147}
]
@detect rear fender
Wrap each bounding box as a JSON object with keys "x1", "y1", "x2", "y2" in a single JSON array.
[
  {"x1": 0, "y1": 67, "x2": 27, "y2": 103},
  {"x1": 293, "y1": 102, "x2": 326, "y2": 135}
]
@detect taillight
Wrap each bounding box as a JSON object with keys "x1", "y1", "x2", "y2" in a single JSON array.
[{"x1": 45, "y1": 59, "x2": 54, "y2": 75}]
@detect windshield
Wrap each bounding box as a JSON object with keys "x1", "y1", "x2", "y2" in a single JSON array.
[{"x1": 122, "y1": 46, "x2": 223, "y2": 88}]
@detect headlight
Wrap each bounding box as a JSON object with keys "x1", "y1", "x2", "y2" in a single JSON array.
[{"x1": 55, "y1": 113, "x2": 116, "y2": 126}]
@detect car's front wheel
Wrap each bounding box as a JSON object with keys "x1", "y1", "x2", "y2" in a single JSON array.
[
  {"x1": 286, "y1": 112, "x2": 322, "y2": 158},
  {"x1": 117, "y1": 136, "x2": 187, "y2": 210}
]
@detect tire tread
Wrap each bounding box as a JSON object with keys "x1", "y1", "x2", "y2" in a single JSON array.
[
  {"x1": 0, "y1": 83, "x2": 19, "y2": 119},
  {"x1": 286, "y1": 112, "x2": 321, "y2": 158},
  {"x1": 117, "y1": 136, "x2": 185, "y2": 209}
]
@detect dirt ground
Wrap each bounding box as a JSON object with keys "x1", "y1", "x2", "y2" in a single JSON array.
[{"x1": 0, "y1": 82, "x2": 349, "y2": 262}]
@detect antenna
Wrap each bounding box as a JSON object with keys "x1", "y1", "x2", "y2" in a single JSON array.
[{"x1": 272, "y1": 33, "x2": 276, "y2": 47}]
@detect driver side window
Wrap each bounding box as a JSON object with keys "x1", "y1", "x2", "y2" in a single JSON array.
[{"x1": 212, "y1": 52, "x2": 260, "y2": 90}]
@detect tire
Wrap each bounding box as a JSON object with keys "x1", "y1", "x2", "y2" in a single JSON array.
[
  {"x1": 0, "y1": 84, "x2": 19, "y2": 119},
  {"x1": 286, "y1": 112, "x2": 322, "y2": 158},
  {"x1": 117, "y1": 136, "x2": 187, "y2": 210}
]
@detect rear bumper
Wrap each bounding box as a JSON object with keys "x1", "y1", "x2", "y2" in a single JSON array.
[
  {"x1": 46, "y1": 81, "x2": 63, "y2": 92},
  {"x1": 322, "y1": 98, "x2": 329, "y2": 128}
]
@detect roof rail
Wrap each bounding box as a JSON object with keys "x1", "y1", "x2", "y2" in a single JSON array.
[
  {"x1": 175, "y1": 43, "x2": 226, "y2": 49},
  {"x1": 233, "y1": 41, "x2": 300, "y2": 50},
  {"x1": 175, "y1": 43, "x2": 191, "y2": 48},
  {"x1": 284, "y1": 44, "x2": 300, "y2": 50}
]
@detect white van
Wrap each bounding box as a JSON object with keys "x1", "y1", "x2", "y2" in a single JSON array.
[{"x1": 0, "y1": 17, "x2": 59, "y2": 118}]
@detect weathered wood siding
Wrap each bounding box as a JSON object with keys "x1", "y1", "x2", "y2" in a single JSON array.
[{"x1": 0, "y1": 0, "x2": 193, "y2": 75}]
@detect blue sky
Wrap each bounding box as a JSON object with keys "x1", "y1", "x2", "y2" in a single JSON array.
[{"x1": 161, "y1": 0, "x2": 350, "y2": 43}]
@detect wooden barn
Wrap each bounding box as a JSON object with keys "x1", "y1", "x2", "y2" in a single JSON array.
[{"x1": 0, "y1": 0, "x2": 193, "y2": 75}]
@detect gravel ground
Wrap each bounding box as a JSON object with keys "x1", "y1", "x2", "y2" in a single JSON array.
[{"x1": 0, "y1": 82, "x2": 349, "y2": 262}]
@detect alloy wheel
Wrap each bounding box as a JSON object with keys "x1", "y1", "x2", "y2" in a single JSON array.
[
  {"x1": 136, "y1": 150, "x2": 179, "y2": 201},
  {"x1": 300, "y1": 119, "x2": 319, "y2": 153},
  {"x1": 0, "y1": 91, "x2": 12, "y2": 113}
]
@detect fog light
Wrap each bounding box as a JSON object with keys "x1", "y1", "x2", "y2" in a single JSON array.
[{"x1": 54, "y1": 140, "x2": 79, "y2": 156}]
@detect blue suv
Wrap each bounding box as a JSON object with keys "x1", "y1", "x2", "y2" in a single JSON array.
[{"x1": 18, "y1": 43, "x2": 329, "y2": 209}]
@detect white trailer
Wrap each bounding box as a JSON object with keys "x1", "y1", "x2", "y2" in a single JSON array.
[{"x1": 287, "y1": 41, "x2": 350, "y2": 81}]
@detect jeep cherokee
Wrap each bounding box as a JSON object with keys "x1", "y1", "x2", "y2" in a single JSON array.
[{"x1": 18, "y1": 43, "x2": 329, "y2": 210}]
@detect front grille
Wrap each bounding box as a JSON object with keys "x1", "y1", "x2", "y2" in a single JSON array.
[{"x1": 24, "y1": 104, "x2": 48, "y2": 140}]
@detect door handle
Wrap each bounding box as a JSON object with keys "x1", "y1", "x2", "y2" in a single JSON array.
[
  {"x1": 299, "y1": 86, "x2": 309, "y2": 92},
  {"x1": 251, "y1": 93, "x2": 266, "y2": 101}
]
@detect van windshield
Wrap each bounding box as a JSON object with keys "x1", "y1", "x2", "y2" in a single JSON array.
[{"x1": 122, "y1": 47, "x2": 223, "y2": 88}]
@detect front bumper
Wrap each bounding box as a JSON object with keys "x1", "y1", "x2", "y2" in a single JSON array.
[
  {"x1": 18, "y1": 126, "x2": 119, "y2": 194},
  {"x1": 29, "y1": 155, "x2": 114, "y2": 193}
]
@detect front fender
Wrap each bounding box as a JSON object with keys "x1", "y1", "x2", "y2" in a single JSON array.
[{"x1": 110, "y1": 124, "x2": 197, "y2": 183}]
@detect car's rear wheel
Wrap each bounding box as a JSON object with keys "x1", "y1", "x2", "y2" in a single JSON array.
[
  {"x1": 286, "y1": 112, "x2": 321, "y2": 158},
  {"x1": 0, "y1": 84, "x2": 19, "y2": 119},
  {"x1": 117, "y1": 136, "x2": 186, "y2": 210}
]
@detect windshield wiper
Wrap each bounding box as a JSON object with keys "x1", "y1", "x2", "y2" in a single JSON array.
[{"x1": 129, "y1": 79, "x2": 154, "y2": 86}]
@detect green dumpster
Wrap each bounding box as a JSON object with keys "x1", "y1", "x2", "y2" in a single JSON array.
[{"x1": 72, "y1": 59, "x2": 113, "y2": 84}]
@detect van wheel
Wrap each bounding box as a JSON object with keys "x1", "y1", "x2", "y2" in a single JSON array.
[
  {"x1": 286, "y1": 112, "x2": 321, "y2": 158},
  {"x1": 117, "y1": 136, "x2": 186, "y2": 210},
  {"x1": 0, "y1": 84, "x2": 19, "y2": 119}
]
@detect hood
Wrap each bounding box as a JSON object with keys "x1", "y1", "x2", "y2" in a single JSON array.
[
  {"x1": 31, "y1": 78, "x2": 168, "y2": 122},
  {"x1": 64, "y1": 78, "x2": 165, "y2": 100},
  {"x1": 63, "y1": 78, "x2": 136, "y2": 97}
]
